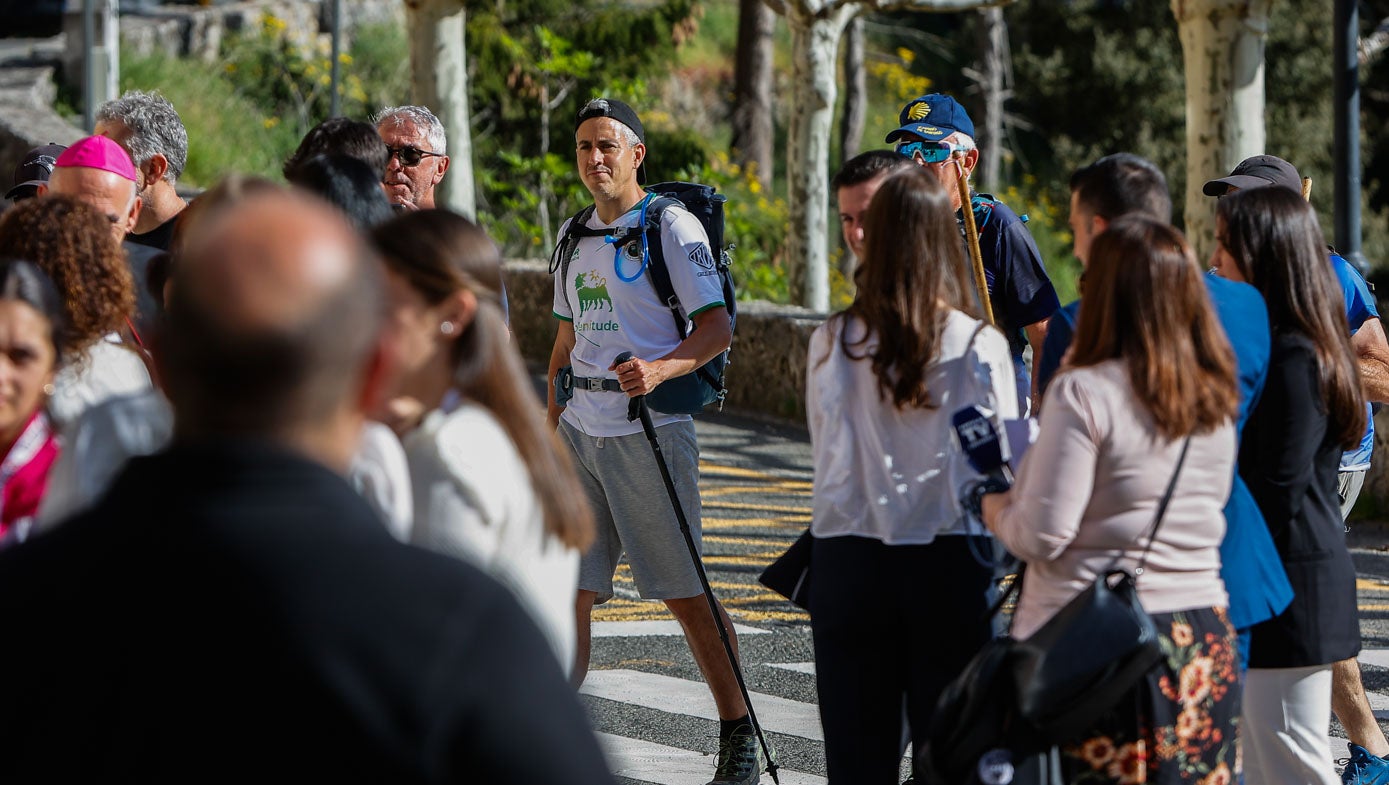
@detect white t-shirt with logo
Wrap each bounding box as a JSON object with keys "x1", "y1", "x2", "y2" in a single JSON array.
[{"x1": 553, "y1": 197, "x2": 725, "y2": 437}]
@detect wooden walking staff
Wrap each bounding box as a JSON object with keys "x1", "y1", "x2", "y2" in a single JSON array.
[
  {"x1": 954, "y1": 150, "x2": 995, "y2": 325},
  {"x1": 1302, "y1": 177, "x2": 1313, "y2": 201}
]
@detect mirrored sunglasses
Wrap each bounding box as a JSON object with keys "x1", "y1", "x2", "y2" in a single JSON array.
[{"x1": 896, "y1": 140, "x2": 958, "y2": 164}]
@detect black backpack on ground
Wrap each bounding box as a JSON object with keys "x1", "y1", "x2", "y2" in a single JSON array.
[{"x1": 550, "y1": 181, "x2": 736, "y2": 414}]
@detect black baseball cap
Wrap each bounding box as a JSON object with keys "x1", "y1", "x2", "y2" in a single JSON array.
[
  {"x1": 1202, "y1": 155, "x2": 1302, "y2": 197},
  {"x1": 6, "y1": 143, "x2": 66, "y2": 201},
  {"x1": 576, "y1": 98, "x2": 646, "y2": 184}
]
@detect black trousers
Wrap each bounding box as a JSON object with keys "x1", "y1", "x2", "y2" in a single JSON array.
[{"x1": 809, "y1": 533, "x2": 995, "y2": 785}]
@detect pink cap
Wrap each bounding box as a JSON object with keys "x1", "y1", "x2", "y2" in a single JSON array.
[{"x1": 54, "y1": 135, "x2": 138, "y2": 182}]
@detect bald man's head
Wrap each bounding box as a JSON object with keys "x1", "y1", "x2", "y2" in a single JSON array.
[
  {"x1": 43, "y1": 165, "x2": 141, "y2": 243},
  {"x1": 160, "y1": 190, "x2": 385, "y2": 443}
]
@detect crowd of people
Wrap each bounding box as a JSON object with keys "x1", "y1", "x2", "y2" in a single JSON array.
[{"x1": 0, "y1": 84, "x2": 1382, "y2": 785}]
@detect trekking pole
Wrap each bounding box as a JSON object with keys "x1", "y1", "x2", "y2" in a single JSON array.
[
  {"x1": 614, "y1": 352, "x2": 780, "y2": 785},
  {"x1": 954, "y1": 150, "x2": 995, "y2": 326}
]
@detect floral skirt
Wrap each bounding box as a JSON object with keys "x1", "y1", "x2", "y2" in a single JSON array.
[{"x1": 1061, "y1": 606, "x2": 1241, "y2": 785}]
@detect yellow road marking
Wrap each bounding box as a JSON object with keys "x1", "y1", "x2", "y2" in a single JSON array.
[
  {"x1": 1357, "y1": 579, "x2": 1389, "y2": 593},
  {"x1": 705, "y1": 501, "x2": 813, "y2": 515}
]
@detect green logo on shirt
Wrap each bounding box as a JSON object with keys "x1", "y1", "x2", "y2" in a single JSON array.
[{"x1": 576, "y1": 271, "x2": 613, "y2": 316}]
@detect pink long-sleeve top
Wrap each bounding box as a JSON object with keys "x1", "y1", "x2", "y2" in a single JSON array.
[{"x1": 992, "y1": 360, "x2": 1234, "y2": 640}]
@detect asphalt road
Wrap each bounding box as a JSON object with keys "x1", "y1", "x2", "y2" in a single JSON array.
[{"x1": 580, "y1": 410, "x2": 1389, "y2": 785}]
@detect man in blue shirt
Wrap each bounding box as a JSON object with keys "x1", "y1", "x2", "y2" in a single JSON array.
[
  {"x1": 1204, "y1": 155, "x2": 1389, "y2": 785},
  {"x1": 1039, "y1": 153, "x2": 1294, "y2": 673},
  {"x1": 885, "y1": 94, "x2": 1059, "y2": 412}
]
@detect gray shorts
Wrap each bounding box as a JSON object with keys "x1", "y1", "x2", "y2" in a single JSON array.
[
  {"x1": 1338, "y1": 468, "x2": 1367, "y2": 522},
  {"x1": 558, "y1": 419, "x2": 705, "y2": 603}
]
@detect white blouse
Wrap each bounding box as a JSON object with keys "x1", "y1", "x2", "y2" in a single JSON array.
[
  {"x1": 808, "y1": 309, "x2": 1019, "y2": 545},
  {"x1": 404, "y1": 402, "x2": 580, "y2": 673}
]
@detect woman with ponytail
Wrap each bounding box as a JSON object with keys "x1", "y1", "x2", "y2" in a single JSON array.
[{"x1": 371, "y1": 210, "x2": 595, "y2": 672}]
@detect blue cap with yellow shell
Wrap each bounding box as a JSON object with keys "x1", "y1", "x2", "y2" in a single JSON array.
[{"x1": 884, "y1": 94, "x2": 975, "y2": 144}]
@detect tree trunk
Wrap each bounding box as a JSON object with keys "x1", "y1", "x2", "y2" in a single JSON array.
[
  {"x1": 976, "y1": 5, "x2": 1005, "y2": 191},
  {"x1": 406, "y1": 0, "x2": 477, "y2": 220},
  {"x1": 786, "y1": 6, "x2": 855, "y2": 312},
  {"x1": 839, "y1": 17, "x2": 867, "y2": 163},
  {"x1": 731, "y1": 0, "x2": 776, "y2": 187},
  {"x1": 837, "y1": 17, "x2": 866, "y2": 278},
  {"x1": 1171, "y1": 0, "x2": 1271, "y2": 260}
]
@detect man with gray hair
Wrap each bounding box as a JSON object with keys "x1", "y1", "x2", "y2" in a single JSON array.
[
  {"x1": 375, "y1": 105, "x2": 450, "y2": 210},
  {"x1": 95, "y1": 90, "x2": 189, "y2": 251}
]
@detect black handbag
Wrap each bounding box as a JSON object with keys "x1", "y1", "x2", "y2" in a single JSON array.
[
  {"x1": 758, "y1": 530, "x2": 812, "y2": 610},
  {"x1": 921, "y1": 437, "x2": 1191, "y2": 784}
]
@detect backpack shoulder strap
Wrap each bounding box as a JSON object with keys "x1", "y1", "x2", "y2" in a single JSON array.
[
  {"x1": 641, "y1": 196, "x2": 689, "y2": 340},
  {"x1": 551, "y1": 205, "x2": 598, "y2": 320}
]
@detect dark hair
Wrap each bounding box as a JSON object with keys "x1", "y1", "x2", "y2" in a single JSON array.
[
  {"x1": 832, "y1": 150, "x2": 913, "y2": 192},
  {"x1": 0, "y1": 258, "x2": 67, "y2": 364},
  {"x1": 0, "y1": 195, "x2": 136, "y2": 359},
  {"x1": 1216, "y1": 187, "x2": 1366, "y2": 449},
  {"x1": 370, "y1": 210, "x2": 594, "y2": 551},
  {"x1": 1069, "y1": 216, "x2": 1238, "y2": 438},
  {"x1": 286, "y1": 154, "x2": 394, "y2": 232},
  {"x1": 1069, "y1": 153, "x2": 1172, "y2": 223},
  {"x1": 162, "y1": 197, "x2": 385, "y2": 438},
  {"x1": 832, "y1": 166, "x2": 979, "y2": 409},
  {"x1": 283, "y1": 117, "x2": 390, "y2": 181}
]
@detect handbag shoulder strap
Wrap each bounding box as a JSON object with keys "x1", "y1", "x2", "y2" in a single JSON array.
[{"x1": 1132, "y1": 436, "x2": 1192, "y2": 578}]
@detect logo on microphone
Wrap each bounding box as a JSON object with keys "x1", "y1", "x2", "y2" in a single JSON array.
[{"x1": 956, "y1": 417, "x2": 994, "y2": 452}]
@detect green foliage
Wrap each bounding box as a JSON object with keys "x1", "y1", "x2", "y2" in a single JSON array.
[
  {"x1": 118, "y1": 21, "x2": 421, "y2": 186},
  {"x1": 120, "y1": 48, "x2": 298, "y2": 186},
  {"x1": 947, "y1": 0, "x2": 1389, "y2": 270},
  {"x1": 672, "y1": 150, "x2": 790, "y2": 302},
  {"x1": 219, "y1": 14, "x2": 373, "y2": 143},
  {"x1": 996, "y1": 179, "x2": 1082, "y2": 306}
]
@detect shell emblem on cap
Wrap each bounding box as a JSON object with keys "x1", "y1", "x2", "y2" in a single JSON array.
[{"x1": 907, "y1": 102, "x2": 931, "y2": 121}]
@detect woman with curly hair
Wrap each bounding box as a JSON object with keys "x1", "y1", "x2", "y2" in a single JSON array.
[{"x1": 0, "y1": 194, "x2": 150, "y2": 428}]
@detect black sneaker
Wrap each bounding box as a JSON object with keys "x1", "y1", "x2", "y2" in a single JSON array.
[{"x1": 706, "y1": 723, "x2": 765, "y2": 785}]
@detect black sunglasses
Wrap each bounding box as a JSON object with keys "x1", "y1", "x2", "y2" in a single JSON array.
[{"x1": 386, "y1": 145, "x2": 444, "y2": 167}]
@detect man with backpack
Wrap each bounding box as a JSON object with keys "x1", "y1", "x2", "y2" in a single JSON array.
[{"x1": 546, "y1": 98, "x2": 758, "y2": 785}]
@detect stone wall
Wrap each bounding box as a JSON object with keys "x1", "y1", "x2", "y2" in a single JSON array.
[
  {"x1": 0, "y1": 67, "x2": 84, "y2": 180},
  {"x1": 117, "y1": 0, "x2": 404, "y2": 64},
  {"x1": 505, "y1": 259, "x2": 825, "y2": 423}
]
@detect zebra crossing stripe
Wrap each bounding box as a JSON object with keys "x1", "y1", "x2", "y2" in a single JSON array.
[
  {"x1": 594, "y1": 732, "x2": 827, "y2": 785},
  {"x1": 766, "y1": 662, "x2": 815, "y2": 676},
  {"x1": 581, "y1": 669, "x2": 825, "y2": 741},
  {"x1": 593, "y1": 620, "x2": 770, "y2": 638}
]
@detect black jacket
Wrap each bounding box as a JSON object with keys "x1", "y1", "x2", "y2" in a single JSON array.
[
  {"x1": 0, "y1": 439, "x2": 613, "y2": 784},
  {"x1": 1240, "y1": 330, "x2": 1361, "y2": 668}
]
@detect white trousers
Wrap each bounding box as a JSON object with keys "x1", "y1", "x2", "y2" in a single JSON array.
[{"x1": 1242, "y1": 665, "x2": 1339, "y2": 785}]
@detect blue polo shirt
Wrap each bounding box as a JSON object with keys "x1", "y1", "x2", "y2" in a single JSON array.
[{"x1": 1332, "y1": 253, "x2": 1377, "y2": 471}]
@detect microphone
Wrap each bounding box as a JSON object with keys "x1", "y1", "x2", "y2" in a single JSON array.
[
  {"x1": 952, "y1": 405, "x2": 1014, "y2": 518},
  {"x1": 613, "y1": 352, "x2": 642, "y2": 423}
]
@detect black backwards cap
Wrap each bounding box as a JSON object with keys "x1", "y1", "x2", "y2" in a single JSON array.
[{"x1": 576, "y1": 98, "x2": 646, "y2": 184}]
